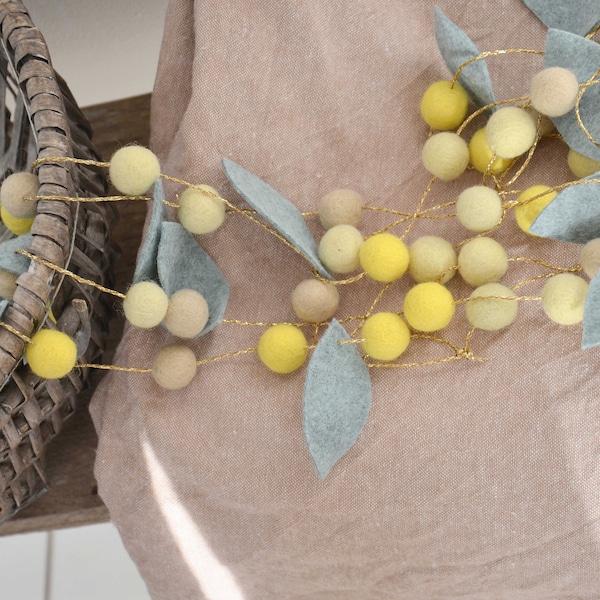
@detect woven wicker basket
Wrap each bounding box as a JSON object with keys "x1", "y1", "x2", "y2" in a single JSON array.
[{"x1": 0, "y1": 1, "x2": 115, "y2": 523}]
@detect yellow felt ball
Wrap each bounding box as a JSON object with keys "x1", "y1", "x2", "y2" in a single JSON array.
[
  {"x1": 318, "y1": 224, "x2": 364, "y2": 274},
  {"x1": 485, "y1": 106, "x2": 537, "y2": 159},
  {"x1": 458, "y1": 237, "x2": 508, "y2": 287},
  {"x1": 109, "y1": 145, "x2": 161, "y2": 195},
  {"x1": 420, "y1": 80, "x2": 469, "y2": 130},
  {"x1": 567, "y1": 149, "x2": 600, "y2": 179},
  {"x1": 542, "y1": 273, "x2": 588, "y2": 325},
  {"x1": 580, "y1": 238, "x2": 600, "y2": 278},
  {"x1": 26, "y1": 329, "x2": 77, "y2": 379},
  {"x1": 422, "y1": 132, "x2": 470, "y2": 180},
  {"x1": 291, "y1": 279, "x2": 339, "y2": 323},
  {"x1": 178, "y1": 185, "x2": 225, "y2": 235},
  {"x1": 164, "y1": 289, "x2": 209, "y2": 338},
  {"x1": 0, "y1": 269, "x2": 18, "y2": 299},
  {"x1": 1, "y1": 205, "x2": 34, "y2": 235},
  {"x1": 0, "y1": 172, "x2": 39, "y2": 218},
  {"x1": 319, "y1": 189, "x2": 363, "y2": 230},
  {"x1": 123, "y1": 281, "x2": 169, "y2": 328},
  {"x1": 152, "y1": 344, "x2": 198, "y2": 390},
  {"x1": 408, "y1": 236, "x2": 457, "y2": 284},
  {"x1": 359, "y1": 233, "x2": 409, "y2": 282},
  {"x1": 403, "y1": 282, "x2": 455, "y2": 332},
  {"x1": 456, "y1": 186, "x2": 504, "y2": 233},
  {"x1": 514, "y1": 185, "x2": 557, "y2": 235},
  {"x1": 469, "y1": 128, "x2": 512, "y2": 175},
  {"x1": 361, "y1": 312, "x2": 410, "y2": 361},
  {"x1": 465, "y1": 283, "x2": 518, "y2": 331},
  {"x1": 258, "y1": 324, "x2": 308, "y2": 374},
  {"x1": 530, "y1": 67, "x2": 579, "y2": 118}
]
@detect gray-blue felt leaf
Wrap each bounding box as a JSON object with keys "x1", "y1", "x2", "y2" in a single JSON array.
[
  {"x1": 222, "y1": 158, "x2": 333, "y2": 280},
  {"x1": 545, "y1": 29, "x2": 600, "y2": 161},
  {"x1": 529, "y1": 174, "x2": 600, "y2": 243},
  {"x1": 0, "y1": 299, "x2": 9, "y2": 318},
  {"x1": 133, "y1": 179, "x2": 166, "y2": 283},
  {"x1": 523, "y1": 0, "x2": 600, "y2": 36},
  {"x1": 583, "y1": 271, "x2": 600, "y2": 349},
  {"x1": 434, "y1": 6, "x2": 496, "y2": 110},
  {"x1": 157, "y1": 221, "x2": 229, "y2": 335},
  {"x1": 0, "y1": 233, "x2": 32, "y2": 276},
  {"x1": 303, "y1": 319, "x2": 372, "y2": 479}
]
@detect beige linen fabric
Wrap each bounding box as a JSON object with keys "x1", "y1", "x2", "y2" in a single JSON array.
[{"x1": 90, "y1": 1, "x2": 600, "y2": 598}]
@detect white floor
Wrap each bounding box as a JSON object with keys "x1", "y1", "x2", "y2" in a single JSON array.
[{"x1": 0, "y1": 523, "x2": 151, "y2": 600}]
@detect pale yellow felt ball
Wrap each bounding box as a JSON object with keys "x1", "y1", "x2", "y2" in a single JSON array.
[
  {"x1": 420, "y1": 80, "x2": 469, "y2": 131},
  {"x1": 178, "y1": 185, "x2": 225, "y2": 235},
  {"x1": 257, "y1": 324, "x2": 308, "y2": 374},
  {"x1": 456, "y1": 186, "x2": 503, "y2": 233},
  {"x1": 403, "y1": 281, "x2": 455, "y2": 332},
  {"x1": 567, "y1": 148, "x2": 600, "y2": 179},
  {"x1": 458, "y1": 237, "x2": 508, "y2": 287},
  {"x1": 291, "y1": 279, "x2": 339, "y2": 323},
  {"x1": 469, "y1": 128, "x2": 512, "y2": 175},
  {"x1": 580, "y1": 238, "x2": 600, "y2": 278},
  {"x1": 318, "y1": 224, "x2": 364, "y2": 274},
  {"x1": 465, "y1": 282, "x2": 518, "y2": 331},
  {"x1": 514, "y1": 185, "x2": 556, "y2": 235},
  {"x1": 0, "y1": 269, "x2": 18, "y2": 299},
  {"x1": 123, "y1": 281, "x2": 169, "y2": 328},
  {"x1": 408, "y1": 235, "x2": 457, "y2": 284},
  {"x1": 319, "y1": 189, "x2": 363, "y2": 230},
  {"x1": 542, "y1": 273, "x2": 588, "y2": 325},
  {"x1": 109, "y1": 146, "x2": 161, "y2": 195},
  {"x1": 530, "y1": 67, "x2": 579, "y2": 118},
  {"x1": 1, "y1": 205, "x2": 34, "y2": 235},
  {"x1": 0, "y1": 172, "x2": 39, "y2": 219},
  {"x1": 422, "y1": 132, "x2": 470, "y2": 181},
  {"x1": 26, "y1": 329, "x2": 77, "y2": 379},
  {"x1": 164, "y1": 288, "x2": 209, "y2": 338},
  {"x1": 359, "y1": 233, "x2": 409, "y2": 282},
  {"x1": 152, "y1": 344, "x2": 198, "y2": 390},
  {"x1": 361, "y1": 312, "x2": 410, "y2": 361},
  {"x1": 485, "y1": 106, "x2": 537, "y2": 159}
]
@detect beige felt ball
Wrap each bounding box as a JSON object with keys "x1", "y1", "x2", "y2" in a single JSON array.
[
  {"x1": 458, "y1": 237, "x2": 508, "y2": 287},
  {"x1": 408, "y1": 236, "x2": 457, "y2": 284},
  {"x1": 485, "y1": 106, "x2": 537, "y2": 159},
  {"x1": 419, "y1": 80, "x2": 469, "y2": 131},
  {"x1": 465, "y1": 282, "x2": 518, "y2": 331},
  {"x1": 567, "y1": 148, "x2": 600, "y2": 179},
  {"x1": 178, "y1": 185, "x2": 225, "y2": 235},
  {"x1": 422, "y1": 132, "x2": 470, "y2": 181},
  {"x1": 318, "y1": 224, "x2": 364, "y2": 274},
  {"x1": 0, "y1": 269, "x2": 18, "y2": 299},
  {"x1": 456, "y1": 186, "x2": 504, "y2": 233},
  {"x1": 319, "y1": 189, "x2": 363, "y2": 230},
  {"x1": 152, "y1": 344, "x2": 198, "y2": 390},
  {"x1": 468, "y1": 128, "x2": 512, "y2": 175},
  {"x1": 291, "y1": 279, "x2": 339, "y2": 322},
  {"x1": 164, "y1": 288, "x2": 209, "y2": 338},
  {"x1": 123, "y1": 281, "x2": 169, "y2": 328},
  {"x1": 0, "y1": 172, "x2": 39, "y2": 219},
  {"x1": 580, "y1": 238, "x2": 600, "y2": 278},
  {"x1": 530, "y1": 67, "x2": 579, "y2": 118},
  {"x1": 542, "y1": 273, "x2": 588, "y2": 325},
  {"x1": 109, "y1": 145, "x2": 161, "y2": 195}
]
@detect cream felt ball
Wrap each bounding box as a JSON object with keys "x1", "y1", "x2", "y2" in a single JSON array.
[
  {"x1": 422, "y1": 132, "x2": 470, "y2": 180},
  {"x1": 458, "y1": 237, "x2": 508, "y2": 287},
  {"x1": 178, "y1": 185, "x2": 225, "y2": 235},
  {"x1": 359, "y1": 233, "x2": 409, "y2": 282},
  {"x1": 580, "y1": 238, "x2": 600, "y2": 278},
  {"x1": 485, "y1": 106, "x2": 537, "y2": 159},
  {"x1": 319, "y1": 189, "x2": 363, "y2": 230},
  {"x1": 361, "y1": 312, "x2": 410, "y2": 361},
  {"x1": 318, "y1": 224, "x2": 364, "y2": 274},
  {"x1": 291, "y1": 279, "x2": 339, "y2": 323},
  {"x1": 542, "y1": 273, "x2": 588, "y2": 325},
  {"x1": 530, "y1": 67, "x2": 579, "y2": 118},
  {"x1": 469, "y1": 128, "x2": 512, "y2": 175},
  {"x1": 164, "y1": 288, "x2": 209, "y2": 338},
  {"x1": 419, "y1": 80, "x2": 469, "y2": 131},
  {"x1": 403, "y1": 281, "x2": 455, "y2": 332},
  {"x1": 152, "y1": 344, "x2": 198, "y2": 390},
  {"x1": 408, "y1": 235, "x2": 457, "y2": 284},
  {"x1": 465, "y1": 282, "x2": 518, "y2": 331},
  {"x1": 1, "y1": 205, "x2": 34, "y2": 235},
  {"x1": 258, "y1": 324, "x2": 308, "y2": 374},
  {"x1": 26, "y1": 329, "x2": 77, "y2": 379},
  {"x1": 567, "y1": 149, "x2": 600, "y2": 179},
  {"x1": 0, "y1": 172, "x2": 39, "y2": 219},
  {"x1": 456, "y1": 186, "x2": 503, "y2": 233},
  {"x1": 123, "y1": 281, "x2": 169, "y2": 329},
  {"x1": 514, "y1": 185, "x2": 556, "y2": 235},
  {"x1": 0, "y1": 269, "x2": 18, "y2": 299},
  {"x1": 109, "y1": 146, "x2": 161, "y2": 195}
]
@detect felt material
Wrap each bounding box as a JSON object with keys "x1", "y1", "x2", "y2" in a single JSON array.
[
  {"x1": 257, "y1": 324, "x2": 308, "y2": 374},
  {"x1": 408, "y1": 235, "x2": 457, "y2": 283},
  {"x1": 421, "y1": 131, "x2": 469, "y2": 180},
  {"x1": 522, "y1": 0, "x2": 600, "y2": 36},
  {"x1": 25, "y1": 329, "x2": 77, "y2": 379},
  {"x1": 123, "y1": 281, "x2": 169, "y2": 329},
  {"x1": 0, "y1": 172, "x2": 39, "y2": 219},
  {"x1": 419, "y1": 80, "x2": 469, "y2": 130},
  {"x1": 485, "y1": 107, "x2": 537, "y2": 159},
  {"x1": 403, "y1": 281, "x2": 455, "y2": 331},
  {"x1": 361, "y1": 312, "x2": 411, "y2": 361},
  {"x1": 319, "y1": 189, "x2": 363, "y2": 230},
  {"x1": 456, "y1": 186, "x2": 503, "y2": 233},
  {"x1": 303, "y1": 319, "x2": 371, "y2": 479},
  {"x1": 157, "y1": 221, "x2": 229, "y2": 335},
  {"x1": 317, "y1": 224, "x2": 363, "y2": 274},
  {"x1": 222, "y1": 158, "x2": 332, "y2": 280},
  {"x1": 465, "y1": 283, "x2": 518, "y2": 331},
  {"x1": 515, "y1": 185, "x2": 557, "y2": 235},
  {"x1": 541, "y1": 273, "x2": 588, "y2": 325},
  {"x1": 164, "y1": 289, "x2": 210, "y2": 338},
  {"x1": 468, "y1": 128, "x2": 512, "y2": 175},
  {"x1": 291, "y1": 279, "x2": 339, "y2": 323},
  {"x1": 529, "y1": 67, "x2": 579, "y2": 118},
  {"x1": 583, "y1": 270, "x2": 600, "y2": 348},
  {"x1": 580, "y1": 239, "x2": 600, "y2": 278},
  {"x1": 0, "y1": 206, "x2": 34, "y2": 235},
  {"x1": 458, "y1": 237, "x2": 508, "y2": 286},
  {"x1": 178, "y1": 185, "x2": 226, "y2": 235},
  {"x1": 358, "y1": 233, "x2": 409, "y2": 283},
  {"x1": 152, "y1": 344, "x2": 198, "y2": 390},
  {"x1": 0, "y1": 233, "x2": 32, "y2": 275},
  {"x1": 109, "y1": 145, "x2": 162, "y2": 196},
  {"x1": 568, "y1": 149, "x2": 600, "y2": 179}
]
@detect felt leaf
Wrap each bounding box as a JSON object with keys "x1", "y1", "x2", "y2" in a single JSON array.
[
  {"x1": 583, "y1": 270, "x2": 600, "y2": 349},
  {"x1": 522, "y1": 0, "x2": 600, "y2": 36},
  {"x1": 133, "y1": 179, "x2": 166, "y2": 283},
  {"x1": 529, "y1": 174, "x2": 600, "y2": 243},
  {"x1": 222, "y1": 158, "x2": 333, "y2": 280},
  {"x1": 434, "y1": 6, "x2": 496, "y2": 110},
  {"x1": 544, "y1": 29, "x2": 600, "y2": 161},
  {"x1": 157, "y1": 221, "x2": 229, "y2": 335},
  {"x1": 303, "y1": 319, "x2": 372, "y2": 479},
  {"x1": 0, "y1": 233, "x2": 32, "y2": 276}
]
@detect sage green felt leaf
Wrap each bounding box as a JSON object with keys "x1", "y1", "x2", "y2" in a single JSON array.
[
  {"x1": 434, "y1": 6, "x2": 495, "y2": 110},
  {"x1": 523, "y1": 0, "x2": 600, "y2": 36},
  {"x1": 222, "y1": 158, "x2": 333, "y2": 280},
  {"x1": 157, "y1": 221, "x2": 229, "y2": 335},
  {"x1": 303, "y1": 319, "x2": 372, "y2": 479},
  {"x1": 583, "y1": 271, "x2": 600, "y2": 349},
  {"x1": 0, "y1": 233, "x2": 32, "y2": 276}
]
